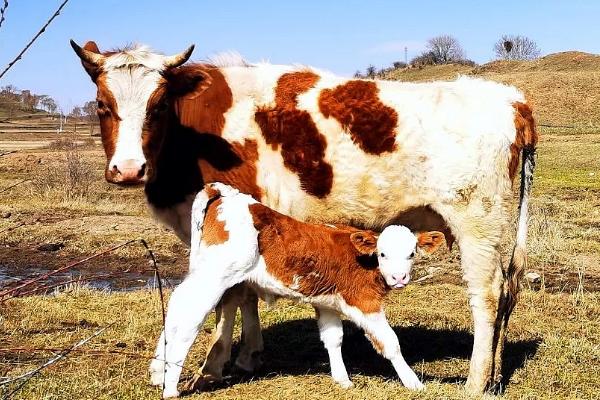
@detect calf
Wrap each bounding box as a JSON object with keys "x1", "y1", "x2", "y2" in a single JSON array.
[{"x1": 151, "y1": 183, "x2": 444, "y2": 398}]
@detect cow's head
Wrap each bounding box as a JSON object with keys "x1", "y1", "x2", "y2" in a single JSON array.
[
  {"x1": 71, "y1": 40, "x2": 203, "y2": 185},
  {"x1": 350, "y1": 226, "x2": 444, "y2": 288}
]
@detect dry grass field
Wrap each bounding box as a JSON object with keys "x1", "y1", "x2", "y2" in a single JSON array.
[{"x1": 1, "y1": 52, "x2": 599, "y2": 399}]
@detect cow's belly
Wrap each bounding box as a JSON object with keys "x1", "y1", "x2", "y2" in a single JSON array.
[{"x1": 257, "y1": 140, "x2": 440, "y2": 229}]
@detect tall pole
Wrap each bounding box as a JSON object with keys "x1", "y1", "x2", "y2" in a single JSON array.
[{"x1": 404, "y1": 46, "x2": 408, "y2": 64}]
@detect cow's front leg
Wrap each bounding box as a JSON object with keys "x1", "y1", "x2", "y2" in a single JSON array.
[{"x1": 234, "y1": 287, "x2": 264, "y2": 372}]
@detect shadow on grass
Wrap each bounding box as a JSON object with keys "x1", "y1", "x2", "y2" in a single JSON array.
[{"x1": 200, "y1": 318, "x2": 540, "y2": 391}]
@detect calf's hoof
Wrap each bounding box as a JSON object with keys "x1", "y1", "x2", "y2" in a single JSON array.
[
  {"x1": 162, "y1": 388, "x2": 180, "y2": 399},
  {"x1": 337, "y1": 380, "x2": 354, "y2": 389},
  {"x1": 400, "y1": 372, "x2": 425, "y2": 391},
  {"x1": 149, "y1": 363, "x2": 165, "y2": 386}
]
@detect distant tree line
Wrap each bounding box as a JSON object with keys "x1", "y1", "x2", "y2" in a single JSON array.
[
  {"x1": 0, "y1": 85, "x2": 96, "y2": 122},
  {"x1": 355, "y1": 33, "x2": 541, "y2": 79}
]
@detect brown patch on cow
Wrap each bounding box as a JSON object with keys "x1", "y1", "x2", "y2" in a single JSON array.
[
  {"x1": 255, "y1": 71, "x2": 334, "y2": 198},
  {"x1": 365, "y1": 333, "x2": 384, "y2": 355},
  {"x1": 202, "y1": 199, "x2": 230, "y2": 246},
  {"x1": 199, "y1": 139, "x2": 262, "y2": 200},
  {"x1": 509, "y1": 102, "x2": 538, "y2": 181},
  {"x1": 249, "y1": 203, "x2": 386, "y2": 314},
  {"x1": 172, "y1": 65, "x2": 233, "y2": 135},
  {"x1": 456, "y1": 183, "x2": 478, "y2": 205},
  {"x1": 94, "y1": 74, "x2": 120, "y2": 177},
  {"x1": 318, "y1": 80, "x2": 398, "y2": 155},
  {"x1": 482, "y1": 197, "x2": 493, "y2": 213}
]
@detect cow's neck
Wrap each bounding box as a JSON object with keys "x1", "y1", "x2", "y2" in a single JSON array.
[{"x1": 145, "y1": 64, "x2": 267, "y2": 210}]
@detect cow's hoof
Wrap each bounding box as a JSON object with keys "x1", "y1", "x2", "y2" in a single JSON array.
[
  {"x1": 234, "y1": 350, "x2": 264, "y2": 373},
  {"x1": 181, "y1": 373, "x2": 220, "y2": 393}
]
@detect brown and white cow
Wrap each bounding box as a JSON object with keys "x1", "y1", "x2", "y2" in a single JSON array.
[
  {"x1": 71, "y1": 40, "x2": 537, "y2": 394},
  {"x1": 151, "y1": 182, "x2": 445, "y2": 398}
]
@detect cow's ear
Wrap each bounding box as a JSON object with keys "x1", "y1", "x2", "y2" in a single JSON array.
[
  {"x1": 416, "y1": 231, "x2": 445, "y2": 254},
  {"x1": 350, "y1": 231, "x2": 377, "y2": 255},
  {"x1": 164, "y1": 67, "x2": 212, "y2": 99}
]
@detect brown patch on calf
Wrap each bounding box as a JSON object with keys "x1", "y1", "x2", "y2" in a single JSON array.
[
  {"x1": 318, "y1": 80, "x2": 397, "y2": 155},
  {"x1": 255, "y1": 71, "x2": 333, "y2": 198},
  {"x1": 365, "y1": 333, "x2": 385, "y2": 355},
  {"x1": 202, "y1": 199, "x2": 230, "y2": 246},
  {"x1": 249, "y1": 203, "x2": 386, "y2": 314},
  {"x1": 509, "y1": 102, "x2": 538, "y2": 181}
]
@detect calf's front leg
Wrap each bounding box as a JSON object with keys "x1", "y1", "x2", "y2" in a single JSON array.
[
  {"x1": 360, "y1": 311, "x2": 424, "y2": 390},
  {"x1": 315, "y1": 307, "x2": 352, "y2": 388}
]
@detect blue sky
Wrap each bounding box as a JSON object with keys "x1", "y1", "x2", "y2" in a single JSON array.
[{"x1": 1, "y1": 0, "x2": 599, "y2": 112}]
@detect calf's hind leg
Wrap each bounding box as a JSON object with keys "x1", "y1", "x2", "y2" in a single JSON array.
[
  {"x1": 182, "y1": 285, "x2": 245, "y2": 392},
  {"x1": 161, "y1": 272, "x2": 234, "y2": 398}
]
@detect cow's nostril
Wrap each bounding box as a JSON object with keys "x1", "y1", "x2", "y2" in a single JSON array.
[
  {"x1": 138, "y1": 163, "x2": 147, "y2": 178},
  {"x1": 111, "y1": 165, "x2": 120, "y2": 175}
]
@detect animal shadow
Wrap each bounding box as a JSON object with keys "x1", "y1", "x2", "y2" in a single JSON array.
[{"x1": 202, "y1": 318, "x2": 540, "y2": 391}]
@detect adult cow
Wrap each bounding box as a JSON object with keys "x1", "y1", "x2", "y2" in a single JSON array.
[{"x1": 71, "y1": 40, "x2": 537, "y2": 395}]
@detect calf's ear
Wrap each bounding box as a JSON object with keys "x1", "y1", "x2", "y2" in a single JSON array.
[
  {"x1": 416, "y1": 231, "x2": 445, "y2": 254},
  {"x1": 350, "y1": 231, "x2": 377, "y2": 255}
]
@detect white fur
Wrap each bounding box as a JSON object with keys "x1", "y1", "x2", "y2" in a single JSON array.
[
  {"x1": 103, "y1": 47, "x2": 165, "y2": 171},
  {"x1": 153, "y1": 184, "x2": 424, "y2": 397},
  {"x1": 97, "y1": 46, "x2": 529, "y2": 394}
]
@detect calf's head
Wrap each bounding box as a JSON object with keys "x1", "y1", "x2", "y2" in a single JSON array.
[
  {"x1": 71, "y1": 40, "x2": 204, "y2": 184},
  {"x1": 350, "y1": 226, "x2": 445, "y2": 288}
]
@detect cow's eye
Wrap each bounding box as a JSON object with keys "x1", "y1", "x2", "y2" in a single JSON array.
[
  {"x1": 380, "y1": 252, "x2": 386, "y2": 258},
  {"x1": 409, "y1": 251, "x2": 415, "y2": 259},
  {"x1": 150, "y1": 102, "x2": 167, "y2": 117}
]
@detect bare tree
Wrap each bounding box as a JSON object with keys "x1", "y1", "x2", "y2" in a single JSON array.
[
  {"x1": 365, "y1": 64, "x2": 376, "y2": 79},
  {"x1": 425, "y1": 35, "x2": 466, "y2": 64},
  {"x1": 81, "y1": 100, "x2": 98, "y2": 135},
  {"x1": 494, "y1": 35, "x2": 541, "y2": 61}
]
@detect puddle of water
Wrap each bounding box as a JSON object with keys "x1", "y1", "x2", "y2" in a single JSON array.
[{"x1": 0, "y1": 264, "x2": 180, "y2": 294}]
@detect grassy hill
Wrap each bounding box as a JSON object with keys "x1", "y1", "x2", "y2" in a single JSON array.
[{"x1": 384, "y1": 51, "x2": 600, "y2": 129}]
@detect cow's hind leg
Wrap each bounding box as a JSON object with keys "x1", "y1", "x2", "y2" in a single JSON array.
[{"x1": 434, "y1": 203, "x2": 506, "y2": 394}]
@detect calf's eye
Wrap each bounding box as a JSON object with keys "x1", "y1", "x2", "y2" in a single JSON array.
[
  {"x1": 380, "y1": 252, "x2": 386, "y2": 258},
  {"x1": 409, "y1": 251, "x2": 415, "y2": 258}
]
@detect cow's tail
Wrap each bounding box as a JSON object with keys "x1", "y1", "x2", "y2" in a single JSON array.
[{"x1": 505, "y1": 102, "x2": 538, "y2": 318}]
